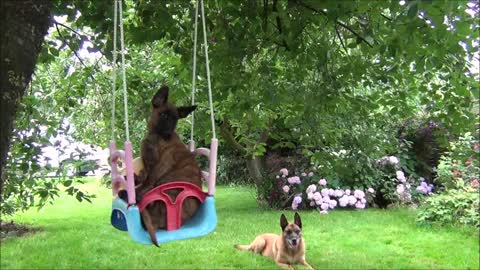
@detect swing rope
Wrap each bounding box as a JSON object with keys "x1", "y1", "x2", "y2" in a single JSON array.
[
  {"x1": 111, "y1": 0, "x2": 130, "y2": 142},
  {"x1": 111, "y1": 0, "x2": 118, "y2": 141},
  {"x1": 191, "y1": 0, "x2": 216, "y2": 141},
  {"x1": 190, "y1": 0, "x2": 199, "y2": 145}
]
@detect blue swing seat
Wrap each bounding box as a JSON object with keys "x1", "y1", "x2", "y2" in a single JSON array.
[{"x1": 110, "y1": 196, "x2": 217, "y2": 245}]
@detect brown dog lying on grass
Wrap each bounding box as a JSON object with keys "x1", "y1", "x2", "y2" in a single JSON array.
[
  {"x1": 120, "y1": 85, "x2": 201, "y2": 246},
  {"x1": 234, "y1": 213, "x2": 314, "y2": 270}
]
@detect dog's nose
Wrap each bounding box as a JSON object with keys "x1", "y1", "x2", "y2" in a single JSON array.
[{"x1": 292, "y1": 239, "x2": 297, "y2": 245}]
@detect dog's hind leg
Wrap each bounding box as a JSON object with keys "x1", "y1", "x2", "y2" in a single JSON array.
[{"x1": 234, "y1": 237, "x2": 266, "y2": 254}]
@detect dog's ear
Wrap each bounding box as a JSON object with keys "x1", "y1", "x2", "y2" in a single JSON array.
[
  {"x1": 280, "y1": 214, "x2": 288, "y2": 231},
  {"x1": 152, "y1": 86, "x2": 169, "y2": 107},
  {"x1": 177, "y1": 105, "x2": 196, "y2": 118},
  {"x1": 294, "y1": 212, "x2": 302, "y2": 229}
]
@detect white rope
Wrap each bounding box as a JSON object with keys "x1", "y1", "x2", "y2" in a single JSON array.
[
  {"x1": 190, "y1": 0, "x2": 199, "y2": 143},
  {"x1": 200, "y1": 0, "x2": 216, "y2": 139},
  {"x1": 111, "y1": 0, "x2": 118, "y2": 141},
  {"x1": 118, "y1": 0, "x2": 130, "y2": 141}
]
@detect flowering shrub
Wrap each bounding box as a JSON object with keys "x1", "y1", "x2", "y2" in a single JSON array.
[
  {"x1": 374, "y1": 154, "x2": 434, "y2": 207},
  {"x1": 435, "y1": 132, "x2": 479, "y2": 190},
  {"x1": 276, "y1": 168, "x2": 375, "y2": 214}
]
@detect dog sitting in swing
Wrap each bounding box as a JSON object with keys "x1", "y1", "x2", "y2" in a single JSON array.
[{"x1": 118, "y1": 85, "x2": 201, "y2": 246}]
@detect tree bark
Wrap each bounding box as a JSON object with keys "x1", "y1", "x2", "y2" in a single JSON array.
[{"x1": 0, "y1": 0, "x2": 52, "y2": 194}]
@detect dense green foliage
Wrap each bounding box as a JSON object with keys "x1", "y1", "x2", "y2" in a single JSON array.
[
  {"x1": 1, "y1": 181, "x2": 479, "y2": 269},
  {"x1": 3, "y1": 0, "x2": 479, "y2": 215}
]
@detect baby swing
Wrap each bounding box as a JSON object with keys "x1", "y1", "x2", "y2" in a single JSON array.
[{"x1": 108, "y1": 0, "x2": 218, "y2": 245}]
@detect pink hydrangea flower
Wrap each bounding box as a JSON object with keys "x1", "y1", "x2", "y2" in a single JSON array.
[
  {"x1": 322, "y1": 195, "x2": 330, "y2": 202},
  {"x1": 280, "y1": 168, "x2": 289, "y2": 176},
  {"x1": 397, "y1": 184, "x2": 405, "y2": 194},
  {"x1": 328, "y1": 189, "x2": 335, "y2": 196},
  {"x1": 321, "y1": 188, "x2": 329, "y2": 197},
  {"x1": 355, "y1": 201, "x2": 366, "y2": 209},
  {"x1": 315, "y1": 198, "x2": 323, "y2": 205},
  {"x1": 360, "y1": 198, "x2": 366, "y2": 204},
  {"x1": 313, "y1": 192, "x2": 322, "y2": 201},
  {"x1": 307, "y1": 192, "x2": 314, "y2": 200},
  {"x1": 354, "y1": 190, "x2": 365, "y2": 199},
  {"x1": 367, "y1": 187, "x2": 375, "y2": 193},
  {"x1": 306, "y1": 184, "x2": 317, "y2": 194},
  {"x1": 320, "y1": 203, "x2": 329, "y2": 210},
  {"x1": 282, "y1": 185, "x2": 290, "y2": 193},
  {"x1": 348, "y1": 195, "x2": 357, "y2": 205},
  {"x1": 396, "y1": 171, "x2": 406, "y2": 182},
  {"x1": 328, "y1": 200, "x2": 337, "y2": 209},
  {"x1": 291, "y1": 176, "x2": 301, "y2": 184},
  {"x1": 334, "y1": 189, "x2": 344, "y2": 197},
  {"x1": 309, "y1": 201, "x2": 315, "y2": 207},
  {"x1": 339, "y1": 195, "x2": 349, "y2": 207},
  {"x1": 345, "y1": 189, "x2": 351, "y2": 196},
  {"x1": 318, "y1": 179, "x2": 327, "y2": 186},
  {"x1": 293, "y1": 196, "x2": 302, "y2": 204}
]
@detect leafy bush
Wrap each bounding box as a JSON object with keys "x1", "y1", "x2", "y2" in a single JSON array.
[{"x1": 417, "y1": 188, "x2": 479, "y2": 227}]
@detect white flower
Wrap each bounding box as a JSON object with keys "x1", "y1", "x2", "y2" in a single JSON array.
[
  {"x1": 396, "y1": 171, "x2": 406, "y2": 182},
  {"x1": 388, "y1": 156, "x2": 399, "y2": 165},
  {"x1": 282, "y1": 185, "x2": 290, "y2": 193},
  {"x1": 396, "y1": 184, "x2": 405, "y2": 194},
  {"x1": 307, "y1": 192, "x2": 314, "y2": 200},
  {"x1": 308, "y1": 172, "x2": 314, "y2": 177},
  {"x1": 319, "y1": 179, "x2": 327, "y2": 186},
  {"x1": 367, "y1": 188, "x2": 375, "y2": 193}
]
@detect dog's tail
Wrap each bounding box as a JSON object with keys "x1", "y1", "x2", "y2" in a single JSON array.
[
  {"x1": 234, "y1": 244, "x2": 251, "y2": 251},
  {"x1": 141, "y1": 211, "x2": 159, "y2": 247}
]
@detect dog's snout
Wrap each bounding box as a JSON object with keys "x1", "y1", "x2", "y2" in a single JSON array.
[{"x1": 292, "y1": 239, "x2": 297, "y2": 245}]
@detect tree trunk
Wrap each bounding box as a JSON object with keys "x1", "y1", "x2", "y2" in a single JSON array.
[
  {"x1": 246, "y1": 156, "x2": 265, "y2": 190},
  {"x1": 0, "y1": 0, "x2": 52, "y2": 194}
]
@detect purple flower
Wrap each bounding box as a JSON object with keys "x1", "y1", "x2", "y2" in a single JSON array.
[
  {"x1": 319, "y1": 179, "x2": 327, "y2": 186},
  {"x1": 293, "y1": 196, "x2": 302, "y2": 205}
]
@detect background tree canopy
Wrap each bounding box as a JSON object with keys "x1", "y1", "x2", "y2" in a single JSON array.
[{"x1": 2, "y1": 0, "x2": 478, "y2": 215}]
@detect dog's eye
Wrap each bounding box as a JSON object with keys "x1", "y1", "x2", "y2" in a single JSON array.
[
  {"x1": 286, "y1": 230, "x2": 292, "y2": 235},
  {"x1": 294, "y1": 229, "x2": 300, "y2": 234}
]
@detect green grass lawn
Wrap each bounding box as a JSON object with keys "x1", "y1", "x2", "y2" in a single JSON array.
[{"x1": 1, "y1": 178, "x2": 478, "y2": 269}]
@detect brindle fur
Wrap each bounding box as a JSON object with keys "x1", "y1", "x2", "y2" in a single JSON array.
[
  {"x1": 136, "y1": 85, "x2": 201, "y2": 246},
  {"x1": 234, "y1": 213, "x2": 314, "y2": 270}
]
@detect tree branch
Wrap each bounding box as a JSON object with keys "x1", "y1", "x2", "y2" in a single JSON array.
[
  {"x1": 219, "y1": 121, "x2": 248, "y2": 154},
  {"x1": 335, "y1": 25, "x2": 349, "y2": 55}
]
